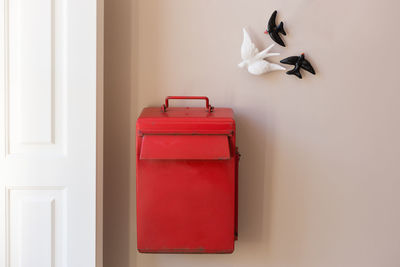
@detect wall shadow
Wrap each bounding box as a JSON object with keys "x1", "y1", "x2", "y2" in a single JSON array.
[
  {"x1": 104, "y1": 0, "x2": 136, "y2": 266},
  {"x1": 235, "y1": 109, "x2": 275, "y2": 243}
]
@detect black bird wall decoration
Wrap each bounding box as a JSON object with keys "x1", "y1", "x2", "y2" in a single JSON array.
[
  {"x1": 265, "y1": 10, "x2": 286, "y2": 47},
  {"x1": 280, "y1": 53, "x2": 315, "y2": 79},
  {"x1": 238, "y1": 9, "x2": 318, "y2": 80}
]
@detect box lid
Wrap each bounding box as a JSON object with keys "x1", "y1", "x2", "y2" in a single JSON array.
[{"x1": 137, "y1": 107, "x2": 235, "y2": 135}]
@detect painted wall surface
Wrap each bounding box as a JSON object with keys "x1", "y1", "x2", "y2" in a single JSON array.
[{"x1": 104, "y1": 0, "x2": 400, "y2": 266}]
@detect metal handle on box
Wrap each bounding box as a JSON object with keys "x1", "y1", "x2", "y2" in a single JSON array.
[{"x1": 162, "y1": 96, "x2": 214, "y2": 112}]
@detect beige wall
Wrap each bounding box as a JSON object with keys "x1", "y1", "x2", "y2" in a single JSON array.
[{"x1": 104, "y1": 0, "x2": 400, "y2": 266}]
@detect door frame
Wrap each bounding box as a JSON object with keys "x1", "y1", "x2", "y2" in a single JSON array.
[{"x1": 96, "y1": 0, "x2": 104, "y2": 266}]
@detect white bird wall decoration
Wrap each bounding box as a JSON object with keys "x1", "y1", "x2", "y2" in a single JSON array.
[{"x1": 238, "y1": 28, "x2": 285, "y2": 75}]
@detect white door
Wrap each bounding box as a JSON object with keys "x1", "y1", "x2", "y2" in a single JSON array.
[{"x1": 0, "y1": 0, "x2": 101, "y2": 266}]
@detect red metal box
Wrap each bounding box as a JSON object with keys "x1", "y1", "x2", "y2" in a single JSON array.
[{"x1": 136, "y1": 96, "x2": 239, "y2": 253}]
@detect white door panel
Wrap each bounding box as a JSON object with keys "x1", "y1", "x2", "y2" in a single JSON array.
[
  {"x1": 8, "y1": 0, "x2": 66, "y2": 155},
  {"x1": 7, "y1": 187, "x2": 67, "y2": 267},
  {"x1": 0, "y1": 0, "x2": 99, "y2": 266}
]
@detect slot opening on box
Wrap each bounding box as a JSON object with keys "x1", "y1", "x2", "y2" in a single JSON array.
[{"x1": 140, "y1": 135, "x2": 231, "y2": 160}]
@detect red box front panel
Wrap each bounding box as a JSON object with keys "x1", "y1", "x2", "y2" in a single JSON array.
[{"x1": 137, "y1": 158, "x2": 235, "y2": 253}]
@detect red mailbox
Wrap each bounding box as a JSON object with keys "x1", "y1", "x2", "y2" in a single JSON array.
[{"x1": 136, "y1": 96, "x2": 239, "y2": 253}]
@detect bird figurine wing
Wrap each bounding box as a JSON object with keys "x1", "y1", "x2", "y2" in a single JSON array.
[
  {"x1": 269, "y1": 31, "x2": 285, "y2": 47},
  {"x1": 255, "y1": 44, "x2": 278, "y2": 60},
  {"x1": 241, "y1": 28, "x2": 259, "y2": 60},
  {"x1": 280, "y1": 56, "x2": 299, "y2": 65},
  {"x1": 268, "y1": 10, "x2": 277, "y2": 31},
  {"x1": 238, "y1": 28, "x2": 285, "y2": 75},
  {"x1": 247, "y1": 60, "x2": 285, "y2": 75},
  {"x1": 300, "y1": 59, "x2": 316, "y2": 74}
]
